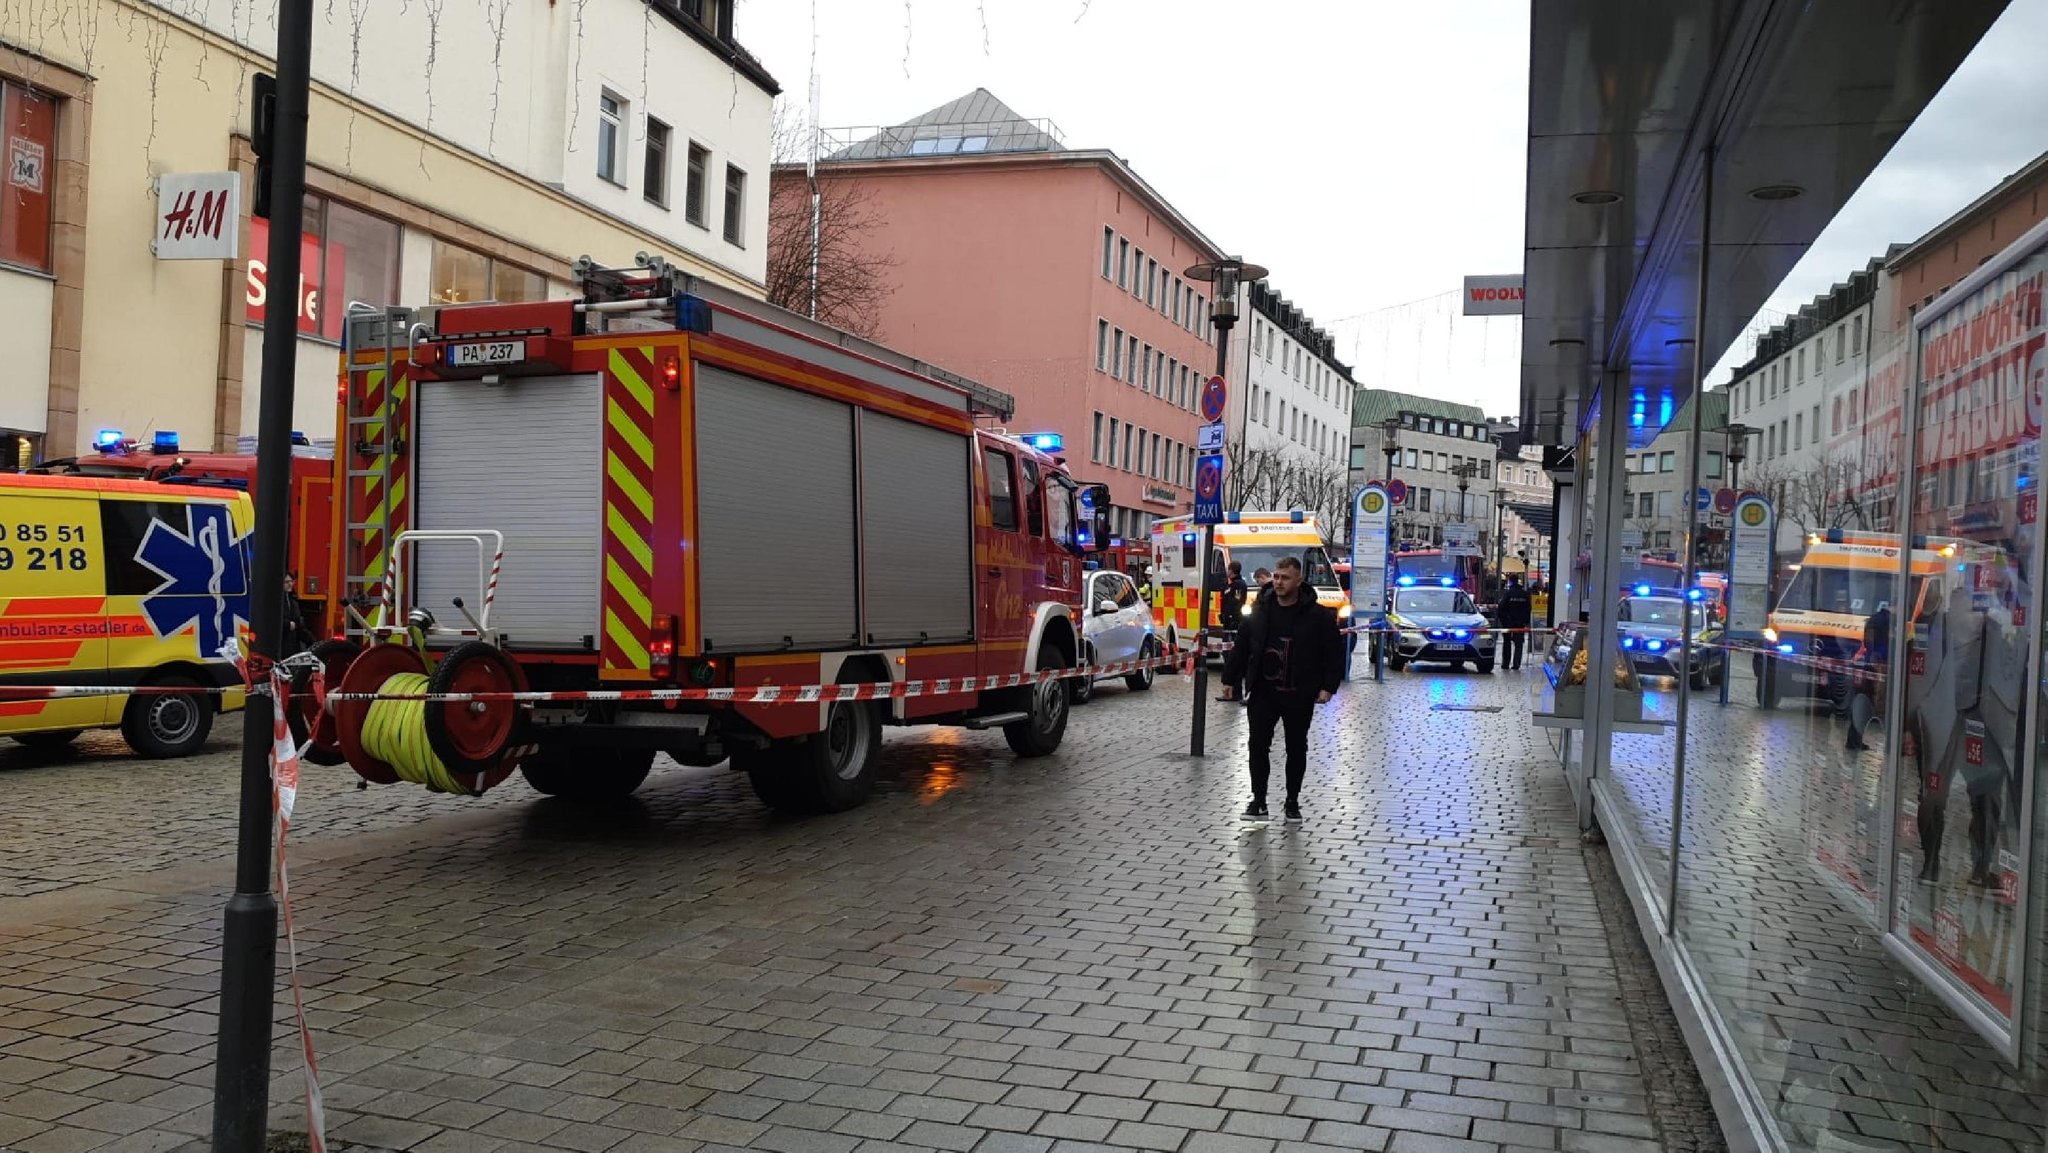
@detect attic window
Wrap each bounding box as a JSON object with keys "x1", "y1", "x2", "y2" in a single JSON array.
[
  {"x1": 961, "y1": 136, "x2": 991, "y2": 152},
  {"x1": 910, "y1": 136, "x2": 966, "y2": 155}
]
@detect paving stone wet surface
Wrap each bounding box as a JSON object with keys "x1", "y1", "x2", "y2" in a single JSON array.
[{"x1": 1, "y1": 664, "x2": 1713, "y2": 1152}]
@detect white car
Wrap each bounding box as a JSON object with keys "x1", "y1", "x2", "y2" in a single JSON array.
[{"x1": 1073, "y1": 569, "x2": 1161, "y2": 703}]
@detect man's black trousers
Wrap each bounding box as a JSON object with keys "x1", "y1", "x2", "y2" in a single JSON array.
[
  {"x1": 1503, "y1": 629, "x2": 1526, "y2": 669},
  {"x1": 1247, "y1": 693, "x2": 1315, "y2": 803}
]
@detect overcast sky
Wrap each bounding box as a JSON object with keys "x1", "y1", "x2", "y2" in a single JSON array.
[{"x1": 735, "y1": 0, "x2": 2048, "y2": 420}]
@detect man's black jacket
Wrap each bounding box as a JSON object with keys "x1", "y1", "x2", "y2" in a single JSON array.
[{"x1": 1221, "y1": 595, "x2": 1345, "y2": 701}]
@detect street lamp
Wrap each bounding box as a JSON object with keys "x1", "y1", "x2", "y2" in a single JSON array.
[
  {"x1": 1182, "y1": 256, "x2": 1267, "y2": 758},
  {"x1": 1452, "y1": 460, "x2": 1478, "y2": 521},
  {"x1": 1720, "y1": 423, "x2": 1755, "y2": 490},
  {"x1": 1380, "y1": 416, "x2": 1401, "y2": 540}
]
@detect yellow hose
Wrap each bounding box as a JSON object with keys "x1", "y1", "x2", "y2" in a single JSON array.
[{"x1": 360, "y1": 672, "x2": 476, "y2": 795}]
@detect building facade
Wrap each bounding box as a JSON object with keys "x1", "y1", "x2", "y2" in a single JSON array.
[
  {"x1": 1226, "y1": 282, "x2": 1356, "y2": 536},
  {"x1": 1347, "y1": 389, "x2": 1501, "y2": 550},
  {"x1": 801, "y1": 91, "x2": 1225, "y2": 545},
  {"x1": 1723, "y1": 255, "x2": 1890, "y2": 554},
  {"x1": 1492, "y1": 442, "x2": 1556, "y2": 577},
  {"x1": 0, "y1": 0, "x2": 775, "y2": 466}
]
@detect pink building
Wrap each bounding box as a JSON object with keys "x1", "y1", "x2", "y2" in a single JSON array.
[{"x1": 784, "y1": 91, "x2": 1227, "y2": 544}]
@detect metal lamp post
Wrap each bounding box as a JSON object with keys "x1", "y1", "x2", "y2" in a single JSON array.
[
  {"x1": 1453, "y1": 460, "x2": 1477, "y2": 522},
  {"x1": 1380, "y1": 417, "x2": 1401, "y2": 540},
  {"x1": 1182, "y1": 256, "x2": 1267, "y2": 758}
]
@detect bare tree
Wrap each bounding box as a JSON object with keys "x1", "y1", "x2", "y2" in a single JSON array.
[
  {"x1": 1781, "y1": 454, "x2": 1868, "y2": 538},
  {"x1": 765, "y1": 101, "x2": 899, "y2": 338}
]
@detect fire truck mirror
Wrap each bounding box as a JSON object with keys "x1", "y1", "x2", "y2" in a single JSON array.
[{"x1": 1080, "y1": 483, "x2": 1112, "y2": 553}]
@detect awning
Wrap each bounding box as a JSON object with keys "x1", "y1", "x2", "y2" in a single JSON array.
[{"x1": 1520, "y1": 0, "x2": 2012, "y2": 445}]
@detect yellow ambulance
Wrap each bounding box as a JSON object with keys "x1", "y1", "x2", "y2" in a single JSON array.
[
  {"x1": 1148, "y1": 511, "x2": 1347, "y2": 652},
  {"x1": 0, "y1": 474, "x2": 252, "y2": 757}
]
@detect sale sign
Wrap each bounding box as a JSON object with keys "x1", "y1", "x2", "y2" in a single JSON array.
[{"x1": 246, "y1": 217, "x2": 343, "y2": 341}]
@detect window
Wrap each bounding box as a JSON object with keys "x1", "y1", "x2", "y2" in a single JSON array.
[
  {"x1": 1108, "y1": 418, "x2": 1120, "y2": 467},
  {"x1": 1122, "y1": 423, "x2": 1133, "y2": 470},
  {"x1": 1141, "y1": 345, "x2": 1152, "y2": 391},
  {"x1": 430, "y1": 239, "x2": 544, "y2": 306},
  {"x1": 1132, "y1": 249, "x2": 1145, "y2": 295},
  {"x1": 643, "y1": 119, "x2": 671, "y2": 206},
  {"x1": 248, "y1": 195, "x2": 403, "y2": 341},
  {"x1": 1111, "y1": 328, "x2": 1124, "y2": 377},
  {"x1": 1419, "y1": 489, "x2": 1432, "y2": 513},
  {"x1": 1146, "y1": 258, "x2": 1158, "y2": 307},
  {"x1": 1835, "y1": 326, "x2": 1845, "y2": 363},
  {"x1": 1795, "y1": 412, "x2": 1804, "y2": 449},
  {"x1": 1096, "y1": 320, "x2": 1109, "y2": 371},
  {"x1": 1797, "y1": 347, "x2": 1805, "y2": 382},
  {"x1": 1350, "y1": 446, "x2": 1367, "y2": 470},
  {"x1": 1831, "y1": 397, "x2": 1841, "y2": 435},
  {"x1": 1656, "y1": 491, "x2": 1673, "y2": 517},
  {"x1": 1171, "y1": 277, "x2": 1183, "y2": 324},
  {"x1": 1092, "y1": 413, "x2": 1103, "y2": 463},
  {"x1": 1019, "y1": 458, "x2": 1046, "y2": 535},
  {"x1": 1706, "y1": 451, "x2": 1724, "y2": 479},
  {"x1": 1852, "y1": 315, "x2": 1863, "y2": 354},
  {"x1": 722, "y1": 164, "x2": 747, "y2": 245},
  {"x1": 984, "y1": 448, "x2": 1018, "y2": 531},
  {"x1": 1117, "y1": 238, "x2": 1129, "y2": 288},
  {"x1": 1404, "y1": 449, "x2": 1417, "y2": 468},
  {"x1": 1279, "y1": 402, "x2": 1289, "y2": 435},
  {"x1": 684, "y1": 143, "x2": 709, "y2": 226},
  {"x1": 1638, "y1": 492, "x2": 1654, "y2": 517},
  {"x1": 1126, "y1": 336, "x2": 1138, "y2": 384},
  {"x1": 0, "y1": 83, "x2": 55, "y2": 271},
  {"x1": 1659, "y1": 451, "x2": 1674, "y2": 473},
  {"x1": 597, "y1": 91, "x2": 625, "y2": 183},
  {"x1": 1421, "y1": 450, "x2": 1433, "y2": 471},
  {"x1": 1151, "y1": 434, "x2": 1161, "y2": 479},
  {"x1": 1102, "y1": 227, "x2": 1114, "y2": 279}
]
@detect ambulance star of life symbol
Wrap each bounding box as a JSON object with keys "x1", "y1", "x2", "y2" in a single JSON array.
[{"x1": 138, "y1": 503, "x2": 251, "y2": 657}]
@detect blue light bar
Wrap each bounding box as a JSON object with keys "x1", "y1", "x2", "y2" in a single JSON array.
[
  {"x1": 1622, "y1": 637, "x2": 1637, "y2": 649},
  {"x1": 1686, "y1": 588, "x2": 1704, "y2": 601},
  {"x1": 1634, "y1": 584, "x2": 1652, "y2": 596},
  {"x1": 1024, "y1": 432, "x2": 1064, "y2": 452},
  {"x1": 152, "y1": 431, "x2": 180, "y2": 453},
  {"x1": 95, "y1": 428, "x2": 123, "y2": 449},
  {"x1": 1777, "y1": 643, "x2": 1796, "y2": 654},
  {"x1": 1438, "y1": 577, "x2": 1454, "y2": 587},
  {"x1": 1396, "y1": 575, "x2": 1417, "y2": 586},
  {"x1": 1453, "y1": 629, "x2": 1469, "y2": 639},
  {"x1": 1646, "y1": 639, "x2": 1664, "y2": 652},
  {"x1": 1182, "y1": 532, "x2": 1197, "y2": 546}
]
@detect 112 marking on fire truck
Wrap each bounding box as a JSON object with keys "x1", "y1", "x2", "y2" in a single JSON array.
[
  {"x1": 319, "y1": 254, "x2": 1114, "y2": 813},
  {"x1": 0, "y1": 474, "x2": 251, "y2": 757}
]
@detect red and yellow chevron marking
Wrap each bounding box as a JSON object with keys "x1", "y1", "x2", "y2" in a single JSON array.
[
  {"x1": 347, "y1": 365, "x2": 413, "y2": 625},
  {"x1": 600, "y1": 347, "x2": 658, "y2": 678}
]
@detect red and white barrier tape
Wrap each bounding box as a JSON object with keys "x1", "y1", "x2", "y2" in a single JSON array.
[{"x1": 0, "y1": 654, "x2": 1180, "y2": 705}]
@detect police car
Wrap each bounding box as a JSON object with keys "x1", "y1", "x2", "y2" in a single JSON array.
[{"x1": 1384, "y1": 578, "x2": 1496, "y2": 673}]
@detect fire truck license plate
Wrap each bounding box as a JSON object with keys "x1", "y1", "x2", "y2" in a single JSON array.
[{"x1": 448, "y1": 340, "x2": 526, "y2": 367}]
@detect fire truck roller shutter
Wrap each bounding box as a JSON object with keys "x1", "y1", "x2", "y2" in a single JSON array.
[
  {"x1": 414, "y1": 375, "x2": 605, "y2": 647},
  {"x1": 860, "y1": 411, "x2": 973, "y2": 646},
  {"x1": 695, "y1": 363, "x2": 859, "y2": 651}
]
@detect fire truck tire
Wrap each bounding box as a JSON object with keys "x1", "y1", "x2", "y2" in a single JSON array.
[
  {"x1": 742, "y1": 699, "x2": 881, "y2": 814},
  {"x1": 521, "y1": 747, "x2": 653, "y2": 799},
  {"x1": 1125, "y1": 638, "x2": 1159, "y2": 691},
  {"x1": 739, "y1": 744, "x2": 806, "y2": 811},
  {"x1": 290, "y1": 639, "x2": 363, "y2": 767},
  {"x1": 1005, "y1": 646, "x2": 1070, "y2": 758},
  {"x1": 423, "y1": 642, "x2": 524, "y2": 774},
  {"x1": 121, "y1": 677, "x2": 213, "y2": 759}
]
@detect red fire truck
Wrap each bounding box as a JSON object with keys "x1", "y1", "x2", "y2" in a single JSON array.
[
  {"x1": 32, "y1": 434, "x2": 336, "y2": 630},
  {"x1": 316, "y1": 256, "x2": 1103, "y2": 813}
]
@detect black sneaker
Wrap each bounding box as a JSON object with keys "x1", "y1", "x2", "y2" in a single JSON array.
[
  {"x1": 1284, "y1": 800, "x2": 1302, "y2": 823},
  {"x1": 1241, "y1": 801, "x2": 1268, "y2": 820}
]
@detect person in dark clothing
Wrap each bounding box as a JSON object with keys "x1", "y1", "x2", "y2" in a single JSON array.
[
  {"x1": 1219, "y1": 557, "x2": 1345, "y2": 823},
  {"x1": 1496, "y1": 574, "x2": 1533, "y2": 669},
  {"x1": 281, "y1": 571, "x2": 315, "y2": 657},
  {"x1": 1846, "y1": 601, "x2": 1890, "y2": 751},
  {"x1": 1219, "y1": 562, "x2": 1249, "y2": 629},
  {"x1": 1253, "y1": 567, "x2": 1273, "y2": 602}
]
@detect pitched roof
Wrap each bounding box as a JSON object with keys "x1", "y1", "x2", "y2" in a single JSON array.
[
  {"x1": 827, "y1": 88, "x2": 1066, "y2": 161},
  {"x1": 1350, "y1": 389, "x2": 1488, "y2": 430}
]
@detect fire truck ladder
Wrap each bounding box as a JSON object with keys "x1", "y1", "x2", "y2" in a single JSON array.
[
  {"x1": 573, "y1": 253, "x2": 1018, "y2": 421},
  {"x1": 339, "y1": 305, "x2": 418, "y2": 643}
]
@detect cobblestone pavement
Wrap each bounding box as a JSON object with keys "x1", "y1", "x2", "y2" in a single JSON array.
[{"x1": 2, "y1": 665, "x2": 1712, "y2": 1153}]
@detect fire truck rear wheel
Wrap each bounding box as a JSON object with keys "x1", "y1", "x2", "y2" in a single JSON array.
[
  {"x1": 743, "y1": 699, "x2": 880, "y2": 814},
  {"x1": 521, "y1": 747, "x2": 654, "y2": 799},
  {"x1": 1005, "y1": 645, "x2": 1070, "y2": 758}
]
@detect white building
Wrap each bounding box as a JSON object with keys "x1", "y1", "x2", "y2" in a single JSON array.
[
  {"x1": 1723, "y1": 254, "x2": 1892, "y2": 552},
  {"x1": 1, "y1": 0, "x2": 775, "y2": 459},
  {"x1": 1220, "y1": 281, "x2": 1356, "y2": 538}
]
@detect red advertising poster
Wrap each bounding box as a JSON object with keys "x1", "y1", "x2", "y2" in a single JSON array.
[
  {"x1": 246, "y1": 217, "x2": 345, "y2": 342},
  {"x1": 1890, "y1": 240, "x2": 2046, "y2": 1038}
]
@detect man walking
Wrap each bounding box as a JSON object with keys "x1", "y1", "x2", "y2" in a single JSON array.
[
  {"x1": 1220, "y1": 557, "x2": 1345, "y2": 822},
  {"x1": 1219, "y1": 562, "x2": 1249, "y2": 631},
  {"x1": 1497, "y1": 573, "x2": 1532, "y2": 669}
]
